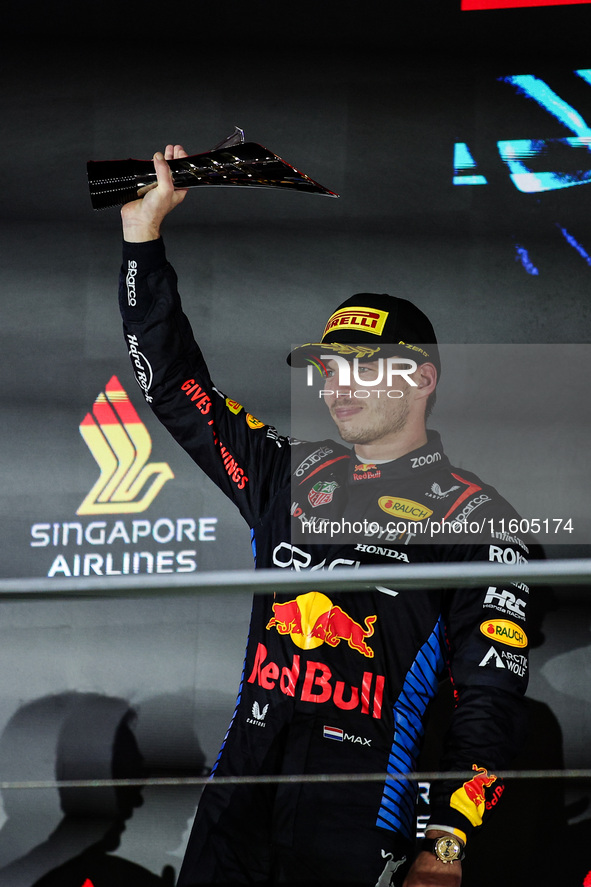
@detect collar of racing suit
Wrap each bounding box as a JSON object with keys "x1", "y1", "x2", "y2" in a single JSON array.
[{"x1": 348, "y1": 429, "x2": 449, "y2": 482}]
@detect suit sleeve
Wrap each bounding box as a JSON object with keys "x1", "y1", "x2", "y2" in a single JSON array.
[
  {"x1": 118, "y1": 238, "x2": 290, "y2": 528},
  {"x1": 427, "y1": 514, "x2": 543, "y2": 842}
]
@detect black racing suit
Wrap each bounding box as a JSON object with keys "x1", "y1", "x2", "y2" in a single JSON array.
[{"x1": 120, "y1": 239, "x2": 537, "y2": 887}]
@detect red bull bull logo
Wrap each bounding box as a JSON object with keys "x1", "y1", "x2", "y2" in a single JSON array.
[
  {"x1": 266, "y1": 592, "x2": 376, "y2": 658},
  {"x1": 247, "y1": 642, "x2": 385, "y2": 718},
  {"x1": 450, "y1": 764, "x2": 498, "y2": 827},
  {"x1": 353, "y1": 463, "x2": 382, "y2": 481}
]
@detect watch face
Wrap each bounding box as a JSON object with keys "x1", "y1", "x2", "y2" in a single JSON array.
[{"x1": 434, "y1": 835, "x2": 463, "y2": 863}]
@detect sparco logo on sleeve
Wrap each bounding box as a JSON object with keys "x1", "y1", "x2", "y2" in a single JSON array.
[
  {"x1": 126, "y1": 260, "x2": 137, "y2": 306},
  {"x1": 294, "y1": 446, "x2": 333, "y2": 478}
]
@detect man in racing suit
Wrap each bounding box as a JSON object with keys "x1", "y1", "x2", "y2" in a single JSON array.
[{"x1": 118, "y1": 146, "x2": 538, "y2": 887}]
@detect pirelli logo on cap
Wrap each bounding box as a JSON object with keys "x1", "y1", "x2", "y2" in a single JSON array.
[{"x1": 323, "y1": 307, "x2": 388, "y2": 338}]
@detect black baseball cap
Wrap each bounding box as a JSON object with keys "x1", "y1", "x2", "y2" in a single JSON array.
[{"x1": 287, "y1": 293, "x2": 440, "y2": 376}]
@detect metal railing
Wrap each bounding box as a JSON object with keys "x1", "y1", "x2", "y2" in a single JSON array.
[{"x1": 0, "y1": 558, "x2": 588, "y2": 793}]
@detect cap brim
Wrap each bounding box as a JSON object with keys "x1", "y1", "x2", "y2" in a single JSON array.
[
  {"x1": 287, "y1": 341, "x2": 390, "y2": 367},
  {"x1": 286, "y1": 340, "x2": 440, "y2": 368}
]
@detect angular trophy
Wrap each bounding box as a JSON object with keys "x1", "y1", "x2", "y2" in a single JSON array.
[{"x1": 87, "y1": 127, "x2": 339, "y2": 209}]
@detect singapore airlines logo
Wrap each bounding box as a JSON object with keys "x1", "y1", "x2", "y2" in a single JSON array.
[{"x1": 77, "y1": 376, "x2": 174, "y2": 515}]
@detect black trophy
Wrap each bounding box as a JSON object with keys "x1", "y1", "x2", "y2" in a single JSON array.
[{"x1": 87, "y1": 127, "x2": 339, "y2": 210}]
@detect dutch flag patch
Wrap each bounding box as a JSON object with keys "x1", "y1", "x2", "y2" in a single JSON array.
[{"x1": 323, "y1": 725, "x2": 344, "y2": 741}]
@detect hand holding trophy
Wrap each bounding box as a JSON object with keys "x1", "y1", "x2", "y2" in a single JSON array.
[{"x1": 87, "y1": 127, "x2": 338, "y2": 211}]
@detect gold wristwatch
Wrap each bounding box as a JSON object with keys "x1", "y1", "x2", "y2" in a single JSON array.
[{"x1": 419, "y1": 834, "x2": 465, "y2": 864}]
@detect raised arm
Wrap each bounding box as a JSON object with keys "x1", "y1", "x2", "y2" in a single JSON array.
[{"x1": 117, "y1": 145, "x2": 291, "y2": 527}]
